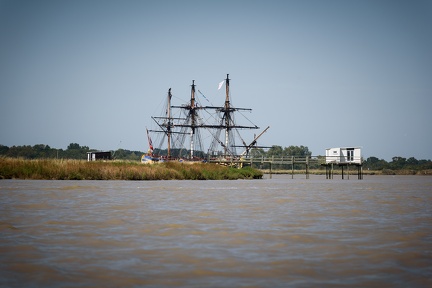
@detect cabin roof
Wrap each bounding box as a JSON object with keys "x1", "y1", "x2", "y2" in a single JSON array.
[{"x1": 326, "y1": 147, "x2": 362, "y2": 150}]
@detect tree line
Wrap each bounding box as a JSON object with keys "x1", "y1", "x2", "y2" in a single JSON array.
[
  {"x1": 0, "y1": 143, "x2": 143, "y2": 161},
  {"x1": 0, "y1": 143, "x2": 431, "y2": 171}
]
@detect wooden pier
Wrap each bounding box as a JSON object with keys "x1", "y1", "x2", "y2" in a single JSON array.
[
  {"x1": 208, "y1": 156, "x2": 363, "y2": 179},
  {"x1": 322, "y1": 162, "x2": 363, "y2": 180}
]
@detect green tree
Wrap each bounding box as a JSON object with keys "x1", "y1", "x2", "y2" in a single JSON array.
[
  {"x1": 67, "y1": 143, "x2": 81, "y2": 150},
  {"x1": 65, "y1": 143, "x2": 90, "y2": 159},
  {"x1": 283, "y1": 145, "x2": 311, "y2": 157},
  {"x1": 7, "y1": 145, "x2": 35, "y2": 158},
  {"x1": 364, "y1": 156, "x2": 388, "y2": 170},
  {"x1": 0, "y1": 145, "x2": 9, "y2": 155},
  {"x1": 390, "y1": 156, "x2": 407, "y2": 169},
  {"x1": 267, "y1": 145, "x2": 283, "y2": 157}
]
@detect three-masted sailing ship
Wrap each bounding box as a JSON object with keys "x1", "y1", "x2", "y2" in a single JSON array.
[{"x1": 142, "y1": 74, "x2": 269, "y2": 163}]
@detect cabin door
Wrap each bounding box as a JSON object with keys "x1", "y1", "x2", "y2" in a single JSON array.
[{"x1": 347, "y1": 148, "x2": 354, "y2": 162}]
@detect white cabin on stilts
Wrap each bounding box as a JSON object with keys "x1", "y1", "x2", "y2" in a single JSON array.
[
  {"x1": 325, "y1": 147, "x2": 362, "y2": 164},
  {"x1": 323, "y1": 147, "x2": 363, "y2": 180}
]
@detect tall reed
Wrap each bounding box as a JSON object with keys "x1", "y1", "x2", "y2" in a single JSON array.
[{"x1": 0, "y1": 158, "x2": 263, "y2": 180}]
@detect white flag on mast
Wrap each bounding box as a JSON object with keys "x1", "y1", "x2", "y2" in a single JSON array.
[{"x1": 218, "y1": 80, "x2": 225, "y2": 90}]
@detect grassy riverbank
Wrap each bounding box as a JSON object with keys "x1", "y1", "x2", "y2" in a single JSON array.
[{"x1": 0, "y1": 158, "x2": 263, "y2": 180}]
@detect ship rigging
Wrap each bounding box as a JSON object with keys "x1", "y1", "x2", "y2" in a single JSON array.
[{"x1": 148, "y1": 74, "x2": 268, "y2": 161}]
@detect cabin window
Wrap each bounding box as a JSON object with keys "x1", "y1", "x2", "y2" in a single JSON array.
[{"x1": 347, "y1": 149, "x2": 354, "y2": 161}]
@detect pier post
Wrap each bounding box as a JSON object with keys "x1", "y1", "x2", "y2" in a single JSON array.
[
  {"x1": 347, "y1": 164, "x2": 350, "y2": 180},
  {"x1": 306, "y1": 156, "x2": 309, "y2": 179},
  {"x1": 269, "y1": 162, "x2": 272, "y2": 179},
  {"x1": 291, "y1": 156, "x2": 294, "y2": 179},
  {"x1": 331, "y1": 163, "x2": 333, "y2": 179}
]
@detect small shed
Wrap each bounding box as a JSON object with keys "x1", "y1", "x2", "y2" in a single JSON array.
[
  {"x1": 325, "y1": 147, "x2": 362, "y2": 164},
  {"x1": 87, "y1": 151, "x2": 112, "y2": 161}
]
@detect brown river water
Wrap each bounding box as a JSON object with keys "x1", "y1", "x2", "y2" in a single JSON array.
[{"x1": 1, "y1": 175, "x2": 431, "y2": 287}]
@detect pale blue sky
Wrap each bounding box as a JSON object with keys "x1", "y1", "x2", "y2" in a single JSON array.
[{"x1": 1, "y1": 0, "x2": 431, "y2": 160}]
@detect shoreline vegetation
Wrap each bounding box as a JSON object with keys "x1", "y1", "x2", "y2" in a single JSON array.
[
  {"x1": 2, "y1": 143, "x2": 431, "y2": 175},
  {"x1": 0, "y1": 158, "x2": 263, "y2": 180},
  {"x1": 1, "y1": 158, "x2": 430, "y2": 181}
]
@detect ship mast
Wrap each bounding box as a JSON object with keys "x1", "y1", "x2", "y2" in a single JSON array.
[
  {"x1": 206, "y1": 74, "x2": 260, "y2": 158},
  {"x1": 224, "y1": 74, "x2": 230, "y2": 157},
  {"x1": 190, "y1": 80, "x2": 196, "y2": 159},
  {"x1": 150, "y1": 88, "x2": 177, "y2": 158},
  {"x1": 167, "y1": 88, "x2": 172, "y2": 158},
  {"x1": 169, "y1": 80, "x2": 207, "y2": 159}
]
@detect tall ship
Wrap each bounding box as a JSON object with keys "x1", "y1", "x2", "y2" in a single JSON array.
[{"x1": 142, "y1": 74, "x2": 269, "y2": 163}]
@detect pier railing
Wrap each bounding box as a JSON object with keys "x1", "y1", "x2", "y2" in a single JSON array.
[
  {"x1": 208, "y1": 155, "x2": 363, "y2": 165},
  {"x1": 208, "y1": 156, "x2": 321, "y2": 179},
  {"x1": 208, "y1": 155, "x2": 363, "y2": 179}
]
